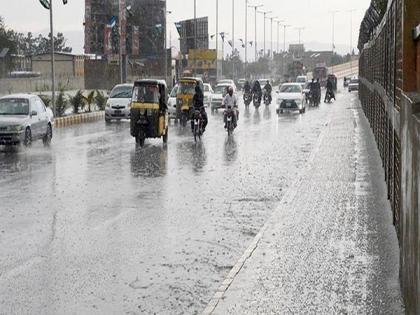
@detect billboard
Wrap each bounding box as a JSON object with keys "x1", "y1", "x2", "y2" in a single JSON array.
[{"x1": 176, "y1": 17, "x2": 209, "y2": 55}]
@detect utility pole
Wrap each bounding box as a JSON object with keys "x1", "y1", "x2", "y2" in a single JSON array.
[
  {"x1": 194, "y1": 0, "x2": 197, "y2": 76},
  {"x1": 216, "y1": 0, "x2": 219, "y2": 79},
  {"x1": 245, "y1": 0, "x2": 248, "y2": 77},
  {"x1": 248, "y1": 4, "x2": 263, "y2": 62},
  {"x1": 49, "y1": 0, "x2": 55, "y2": 116},
  {"x1": 232, "y1": 0, "x2": 235, "y2": 80},
  {"x1": 165, "y1": 10, "x2": 172, "y2": 86}
]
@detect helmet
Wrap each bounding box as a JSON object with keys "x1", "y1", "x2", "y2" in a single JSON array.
[{"x1": 228, "y1": 86, "x2": 234, "y2": 94}]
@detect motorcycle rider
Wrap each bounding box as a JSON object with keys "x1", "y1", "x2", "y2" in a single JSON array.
[
  {"x1": 324, "y1": 78, "x2": 336, "y2": 103},
  {"x1": 244, "y1": 81, "x2": 251, "y2": 94},
  {"x1": 223, "y1": 86, "x2": 238, "y2": 128},
  {"x1": 263, "y1": 80, "x2": 272, "y2": 103},
  {"x1": 252, "y1": 80, "x2": 262, "y2": 103},
  {"x1": 191, "y1": 85, "x2": 208, "y2": 132}
]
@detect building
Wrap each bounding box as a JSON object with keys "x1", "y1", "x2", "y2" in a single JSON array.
[
  {"x1": 31, "y1": 53, "x2": 85, "y2": 78},
  {"x1": 175, "y1": 17, "x2": 209, "y2": 55},
  {"x1": 84, "y1": 0, "x2": 166, "y2": 77}
]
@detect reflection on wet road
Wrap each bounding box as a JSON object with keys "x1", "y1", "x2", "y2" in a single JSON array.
[{"x1": 0, "y1": 93, "x2": 343, "y2": 314}]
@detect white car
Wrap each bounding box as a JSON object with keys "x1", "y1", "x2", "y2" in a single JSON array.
[
  {"x1": 217, "y1": 79, "x2": 237, "y2": 92},
  {"x1": 211, "y1": 84, "x2": 231, "y2": 112},
  {"x1": 168, "y1": 84, "x2": 178, "y2": 120},
  {"x1": 203, "y1": 83, "x2": 213, "y2": 107},
  {"x1": 105, "y1": 83, "x2": 133, "y2": 122},
  {"x1": 296, "y1": 75, "x2": 307, "y2": 89},
  {"x1": 0, "y1": 94, "x2": 53, "y2": 146},
  {"x1": 276, "y1": 83, "x2": 306, "y2": 114}
]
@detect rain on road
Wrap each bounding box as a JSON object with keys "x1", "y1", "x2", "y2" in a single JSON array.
[{"x1": 0, "y1": 89, "x2": 355, "y2": 314}]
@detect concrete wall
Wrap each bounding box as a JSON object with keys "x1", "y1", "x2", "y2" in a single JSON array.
[{"x1": 0, "y1": 76, "x2": 84, "y2": 96}]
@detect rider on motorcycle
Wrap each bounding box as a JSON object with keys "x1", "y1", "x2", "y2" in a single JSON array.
[
  {"x1": 309, "y1": 79, "x2": 317, "y2": 104},
  {"x1": 252, "y1": 80, "x2": 262, "y2": 103},
  {"x1": 223, "y1": 86, "x2": 238, "y2": 128},
  {"x1": 191, "y1": 85, "x2": 208, "y2": 132},
  {"x1": 324, "y1": 78, "x2": 336, "y2": 103},
  {"x1": 263, "y1": 80, "x2": 272, "y2": 103},
  {"x1": 244, "y1": 81, "x2": 251, "y2": 94}
]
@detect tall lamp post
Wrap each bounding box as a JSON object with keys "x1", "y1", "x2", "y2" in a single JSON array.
[
  {"x1": 38, "y1": 0, "x2": 68, "y2": 117},
  {"x1": 165, "y1": 10, "x2": 172, "y2": 86},
  {"x1": 347, "y1": 9, "x2": 356, "y2": 74},
  {"x1": 330, "y1": 10, "x2": 340, "y2": 74},
  {"x1": 269, "y1": 16, "x2": 279, "y2": 58},
  {"x1": 295, "y1": 27, "x2": 305, "y2": 45},
  {"x1": 232, "y1": 0, "x2": 235, "y2": 80},
  {"x1": 257, "y1": 9, "x2": 272, "y2": 58},
  {"x1": 248, "y1": 4, "x2": 263, "y2": 61},
  {"x1": 281, "y1": 24, "x2": 292, "y2": 78}
]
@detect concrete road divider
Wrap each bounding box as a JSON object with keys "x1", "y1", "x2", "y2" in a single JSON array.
[{"x1": 54, "y1": 111, "x2": 105, "y2": 128}]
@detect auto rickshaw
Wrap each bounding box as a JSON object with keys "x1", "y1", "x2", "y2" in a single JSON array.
[
  {"x1": 176, "y1": 77, "x2": 204, "y2": 127},
  {"x1": 130, "y1": 80, "x2": 169, "y2": 147}
]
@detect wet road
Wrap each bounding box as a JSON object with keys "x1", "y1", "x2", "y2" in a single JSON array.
[{"x1": 0, "y1": 90, "x2": 349, "y2": 314}]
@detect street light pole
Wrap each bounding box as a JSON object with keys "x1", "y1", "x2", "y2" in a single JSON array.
[
  {"x1": 245, "y1": 0, "x2": 248, "y2": 76},
  {"x1": 258, "y1": 10, "x2": 272, "y2": 58},
  {"x1": 49, "y1": 0, "x2": 55, "y2": 116},
  {"x1": 295, "y1": 27, "x2": 305, "y2": 45},
  {"x1": 232, "y1": 0, "x2": 235, "y2": 80},
  {"x1": 269, "y1": 16, "x2": 278, "y2": 58},
  {"x1": 330, "y1": 10, "x2": 340, "y2": 74},
  {"x1": 216, "y1": 0, "x2": 219, "y2": 80},
  {"x1": 281, "y1": 24, "x2": 291, "y2": 78},
  {"x1": 194, "y1": 0, "x2": 197, "y2": 76},
  {"x1": 347, "y1": 9, "x2": 356, "y2": 74},
  {"x1": 249, "y1": 4, "x2": 263, "y2": 62}
]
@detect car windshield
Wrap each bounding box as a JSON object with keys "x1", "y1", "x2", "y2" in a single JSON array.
[
  {"x1": 0, "y1": 98, "x2": 29, "y2": 115},
  {"x1": 214, "y1": 86, "x2": 228, "y2": 94},
  {"x1": 178, "y1": 82, "x2": 196, "y2": 95},
  {"x1": 110, "y1": 86, "x2": 132, "y2": 99},
  {"x1": 297, "y1": 77, "x2": 306, "y2": 83},
  {"x1": 351, "y1": 79, "x2": 359, "y2": 84},
  {"x1": 204, "y1": 85, "x2": 210, "y2": 92},
  {"x1": 280, "y1": 85, "x2": 301, "y2": 93},
  {"x1": 132, "y1": 85, "x2": 160, "y2": 103},
  {"x1": 170, "y1": 86, "x2": 178, "y2": 98}
]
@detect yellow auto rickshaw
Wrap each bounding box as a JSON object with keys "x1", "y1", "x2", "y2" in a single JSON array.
[
  {"x1": 130, "y1": 80, "x2": 169, "y2": 147},
  {"x1": 176, "y1": 77, "x2": 204, "y2": 127}
]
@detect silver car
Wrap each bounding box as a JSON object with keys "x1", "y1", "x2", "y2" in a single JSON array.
[
  {"x1": 0, "y1": 94, "x2": 53, "y2": 146},
  {"x1": 105, "y1": 83, "x2": 133, "y2": 122}
]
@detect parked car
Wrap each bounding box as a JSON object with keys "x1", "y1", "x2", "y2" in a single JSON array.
[
  {"x1": 237, "y1": 78, "x2": 246, "y2": 90},
  {"x1": 276, "y1": 83, "x2": 306, "y2": 114},
  {"x1": 105, "y1": 83, "x2": 133, "y2": 122},
  {"x1": 211, "y1": 84, "x2": 230, "y2": 112},
  {"x1": 203, "y1": 83, "x2": 213, "y2": 107},
  {"x1": 348, "y1": 77, "x2": 359, "y2": 92},
  {"x1": 0, "y1": 94, "x2": 53, "y2": 146},
  {"x1": 167, "y1": 84, "x2": 178, "y2": 120}
]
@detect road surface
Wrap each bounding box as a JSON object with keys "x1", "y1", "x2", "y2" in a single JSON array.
[{"x1": 0, "y1": 88, "x2": 382, "y2": 314}]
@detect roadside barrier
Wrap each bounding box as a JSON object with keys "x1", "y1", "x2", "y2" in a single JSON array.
[{"x1": 54, "y1": 111, "x2": 104, "y2": 128}]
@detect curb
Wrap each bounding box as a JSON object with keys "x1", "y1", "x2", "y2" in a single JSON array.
[
  {"x1": 202, "y1": 117, "x2": 331, "y2": 315},
  {"x1": 54, "y1": 111, "x2": 104, "y2": 128}
]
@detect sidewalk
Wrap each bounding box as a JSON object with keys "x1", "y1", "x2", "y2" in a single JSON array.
[{"x1": 204, "y1": 98, "x2": 404, "y2": 314}]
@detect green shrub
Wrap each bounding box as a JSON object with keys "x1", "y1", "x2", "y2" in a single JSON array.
[
  {"x1": 70, "y1": 90, "x2": 85, "y2": 114},
  {"x1": 55, "y1": 89, "x2": 68, "y2": 117},
  {"x1": 95, "y1": 90, "x2": 107, "y2": 110},
  {"x1": 39, "y1": 95, "x2": 51, "y2": 107}
]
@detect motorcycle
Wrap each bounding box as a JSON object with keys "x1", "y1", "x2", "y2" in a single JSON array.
[
  {"x1": 253, "y1": 94, "x2": 261, "y2": 109},
  {"x1": 309, "y1": 91, "x2": 320, "y2": 107},
  {"x1": 243, "y1": 92, "x2": 252, "y2": 107},
  {"x1": 325, "y1": 90, "x2": 334, "y2": 103},
  {"x1": 192, "y1": 110, "x2": 203, "y2": 142},
  {"x1": 225, "y1": 106, "x2": 236, "y2": 136},
  {"x1": 263, "y1": 89, "x2": 272, "y2": 106}
]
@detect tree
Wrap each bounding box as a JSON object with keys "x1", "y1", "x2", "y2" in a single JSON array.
[
  {"x1": 0, "y1": 17, "x2": 18, "y2": 73},
  {"x1": 14, "y1": 31, "x2": 72, "y2": 56}
]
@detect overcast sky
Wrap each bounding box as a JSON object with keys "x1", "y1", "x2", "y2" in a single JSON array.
[{"x1": 1, "y1": 0, "x2": 370, "y2": 57}]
